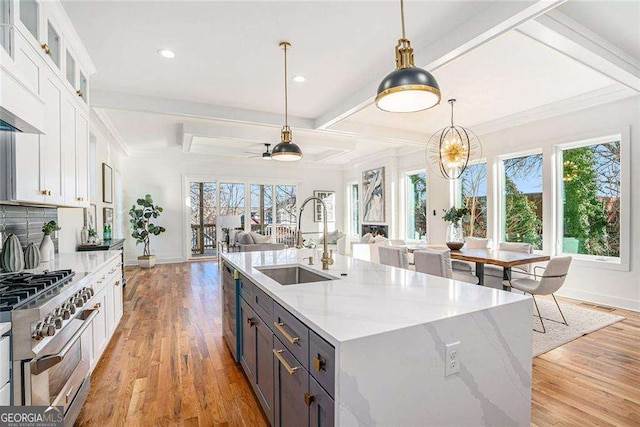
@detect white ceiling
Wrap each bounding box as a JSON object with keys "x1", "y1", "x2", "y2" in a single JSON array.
[
  {"x1": 62, "y1": 0, "x2": 490, "y2": 119},
  {"x1": 62, "y1": 1, "x2": 639, "y2": 165},
  {"x1": 333, "y1": 30, "x2": 616, "y2": 139}
]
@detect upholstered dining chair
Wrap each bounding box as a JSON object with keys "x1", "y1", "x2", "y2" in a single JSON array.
[
  {"x1": 506, "y1": 256, "x2": 573, "y2": 333},
  {"x1": 484, "y1": 242, "x2": 533, "y2": 289},
  {"x1": 378, "y1": 246, "x2": 410, "y2": 269},
  {"x1": 414, "y1": 249, "x2": 479, "y2": 284}
]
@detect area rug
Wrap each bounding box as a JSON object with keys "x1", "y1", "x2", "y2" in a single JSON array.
[{"x1": 532, "y1": 298, "x2": 624, "y2": 357}]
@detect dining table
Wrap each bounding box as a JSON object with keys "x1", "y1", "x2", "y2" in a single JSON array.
[{"x1": 402, "y1": 245, "x2": 551, "y2": 290}]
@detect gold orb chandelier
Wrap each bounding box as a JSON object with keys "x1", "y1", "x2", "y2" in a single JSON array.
[{"x1": 426, "y1": 99, "x2": 481, "y2": 179}]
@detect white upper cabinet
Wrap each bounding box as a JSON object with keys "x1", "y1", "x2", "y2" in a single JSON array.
[{"x1": 0, "y1": 0, "x2": 96, "y2": 207}]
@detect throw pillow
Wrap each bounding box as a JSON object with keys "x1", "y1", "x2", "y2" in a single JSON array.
[
  {"x1": 237, "y1": 231, "x2": 254, "y2": 245},
  {"x1": 250, "y1": 231, "x2": 270, "y2": 244},
  {"x1": 374, "y1": 235, "x2": 389, "y2": 244},
  {"x1": 361, "y1": 233, "x2": 374, "y2": 244}
]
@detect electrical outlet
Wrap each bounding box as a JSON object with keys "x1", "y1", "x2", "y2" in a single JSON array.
[{"x1": 445, "y1": 341, "x2": 461, "y2": 377}]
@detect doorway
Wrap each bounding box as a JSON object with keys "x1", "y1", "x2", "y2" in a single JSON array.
[{"x1": 190, "y1": 182, "x2": 217, "y2": 258}]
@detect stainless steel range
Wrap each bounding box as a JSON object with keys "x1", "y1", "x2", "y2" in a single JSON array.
[{"x1": 1, "y1": 269, "x2": 98, "y2": 426}]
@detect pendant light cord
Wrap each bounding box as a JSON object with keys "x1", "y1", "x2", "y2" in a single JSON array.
[
  {"x1": 449, "y1": 99, "x2": 455, "y2": 126},
  {"x1": 400, "y1": 0, "x2": 407, "y2": 39},
  {"x1": 284, "y1": 43, "x2": 289, "y2": 128}
]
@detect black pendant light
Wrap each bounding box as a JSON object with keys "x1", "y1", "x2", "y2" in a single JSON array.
[
  {"x1": 272, "y1": 42, "x2": 303, "y2": 162},
  {"x1": 376, "y1": 0, "x2": 441, "y2": 113}
]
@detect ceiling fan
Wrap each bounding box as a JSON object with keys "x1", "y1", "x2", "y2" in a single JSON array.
[{"x1": 244, "y1": 143, "x2": 272, "y2": 160}]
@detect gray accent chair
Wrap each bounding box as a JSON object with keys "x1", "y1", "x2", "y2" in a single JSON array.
[
  {"x1": 506, "y1": 256, "x2": 573, "y2": 333},
  {"x1": 414, "y1": 248, "x2": 479, "y2": 284},
  {"x1": 378, "y1": 246, "x2": 410, "y2": 270}
]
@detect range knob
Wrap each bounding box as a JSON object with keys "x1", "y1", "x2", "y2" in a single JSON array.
[
  {"x1": 32, "y1": 321, "x2": 56, "y2": 340},
  {"x1": 54, "y1": 306, "x2": 72, "y2": 320},
  {"x1": 44, "y1": 315, "x2": 63, "y2": 329},
  {"x1": 62, "y1": 302, "x2": 76, "y2": 315}
]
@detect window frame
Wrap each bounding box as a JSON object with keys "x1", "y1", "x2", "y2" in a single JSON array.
[
  {"x1": 497, "y1": 148, "x2": 544, "y2": 251},
  {"x1": 346, "y1": 181, "x2": 359, "y2": 236},
  {"x1": 403, "y1": 169, "x2": 427, "y2": 242},
  {"x1": 554, "y1": 131, "x2": 629, "y2": 269}
]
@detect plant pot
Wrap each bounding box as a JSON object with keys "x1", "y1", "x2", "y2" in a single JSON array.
[
  {"x1": 39, "y1": 234, "x2": 55, "y2": 263},
  {"x1": 138, "y1": 255, "x2": 156, "y2": 269},
  {"x1": 446, "y1": 220, "x2": 464, "y2": 251}
]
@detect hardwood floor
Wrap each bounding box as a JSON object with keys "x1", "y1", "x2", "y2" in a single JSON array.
[{"x1": 76, "y1": 261, "x2": 639, "y2": 426}]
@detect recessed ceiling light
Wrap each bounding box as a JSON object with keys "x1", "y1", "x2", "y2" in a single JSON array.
[
  {"x1": 158, "y1": 49, "x2": 175, "y2": 59},
  {"x1": 292, "y1": 75, "x2": 306, "y2": 83}
]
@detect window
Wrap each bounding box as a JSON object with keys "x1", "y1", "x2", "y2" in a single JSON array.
[
  {"x1": 250, "y1": 184, "x2": 273, "y2": 234},
  {"x1": 275, "y1": 185, "x2": 297, "y2": 245},
  {"x1": 458, "y1": 162, "x2": 487, "y2": 238},
  {"x1": 219, "y1": 183, "x2": 245, "y2": 229},
  {"x1": 20, "y1": 0, "x2": 38, "y2": 40},
  {"x1": 559, "y1": 140, "x2": 620, "y2": 259},
  {"x1": 47, "y1": 21, "x2": 60, "y2": 68},
  {"x1": 0, "y1": 0, "x2": 11, "y2": 54},
  {"x1": 190, "y1": 182, "x2": 217, "y2": 257},
  {"x1": 348, "y1": 182, "x2": 359, "y2": 235},
  {"x1": 502, "y1": 153, "x2": 543, "y2": 249},
  {"x1": 66, "y1": 51, "x2": 76, "y2": 87},
  {"x1": 405, "y1": 172, "x2": 426, "y2": 241}
]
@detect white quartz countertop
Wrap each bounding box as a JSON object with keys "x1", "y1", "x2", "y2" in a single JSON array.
[
  {"x1": 221, "y1": 249, "x2": 529, "y2": 345},
  {"x1": 29, "y1": 251, "x2": 122, "y2": 275}
]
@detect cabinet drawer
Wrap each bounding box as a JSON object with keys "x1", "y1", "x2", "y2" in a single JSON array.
[
  {"x1": 0, "y1": 381, "x2": 9, "y2": 406},
  {"x1": 273, "y1": 303, "x2": 309, "y2": 369},
  {"x1": 252, "y1": 286, "x2": 274, "y2": 325},
  {"x1": 310, "y1": 377, "x2": 335, "y2": 427},
  {"x1": 239, "y1": 276, "x2": 254, "y2": 303},
  {"x1": 309, "y1": 331, "x2": 335, "y2": 398},
  {"x1": 0, "y1": 336, "x2": 9, "y2": 386},
  {"x1": 273, "y1": 336, "x2": 309, "y2": 427}
]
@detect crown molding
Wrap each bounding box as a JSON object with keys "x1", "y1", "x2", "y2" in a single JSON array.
[{"x1": 91, "y1": 108, "x2": 132, "y2": 157}]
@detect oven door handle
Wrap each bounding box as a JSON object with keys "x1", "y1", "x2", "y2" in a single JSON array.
[{"x1": 30, "y1": 308, "x2": 99, "y2": 375}]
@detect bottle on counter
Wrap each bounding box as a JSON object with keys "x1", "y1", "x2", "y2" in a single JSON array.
[{"x1": 81, "y1": 226, "x2": 88, "y2": 245}]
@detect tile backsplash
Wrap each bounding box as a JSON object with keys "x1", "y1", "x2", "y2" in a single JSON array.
[{"x1": 0, "y1": 205, "x2": 59, "y2": 253}]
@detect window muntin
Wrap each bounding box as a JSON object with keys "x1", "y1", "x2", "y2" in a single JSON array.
[
  {"x1": 405, "y1": 172, "x2": 426, "y2": 241},
  {"x1": 502, "y1": 153, "x2": 543, "y2": 250},
  {"x1": 459, "y1": 162, "x2": 487, "y2": 238},
  {"x1": 560, "y1": 140, "x2": 620, "y2": 258}
]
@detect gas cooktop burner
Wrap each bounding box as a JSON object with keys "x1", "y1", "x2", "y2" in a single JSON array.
[{"x1": 0, "y1": 269, "x2": 75, "y2": 311}]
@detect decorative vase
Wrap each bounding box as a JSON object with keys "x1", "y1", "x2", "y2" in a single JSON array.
[
  {"x1": 39, "y1": 234, "x2": 55, "y2": 263},
  {"x1": 446, "y1": 220, "x2": 465, "y2": 250},
  {"x1": 1, "y1": 234, "x2": 25, "y2": 272},
  {"x1": 24, "y1": 243, "x2": 41, "y2": 269}
]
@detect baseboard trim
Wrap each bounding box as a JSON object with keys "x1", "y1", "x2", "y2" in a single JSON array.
[
  {"x1": 125, "y1": 257, "x2": 186, "y2": 267},
  {"x1": 557, "y1": 288, "x2": 639, "y2": 313}
]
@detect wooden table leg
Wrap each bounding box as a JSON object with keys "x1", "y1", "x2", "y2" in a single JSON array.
[
  {"x1": 503, "y1": 267, "x2": 512, "y2": 291},
  {"x1": 475, "y1": 262, "x2": 485, "y2": 286}
]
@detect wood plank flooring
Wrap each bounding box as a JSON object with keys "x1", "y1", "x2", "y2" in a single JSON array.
[{"x1": 76, "y1": 261, "x2": 639, "y2": 426}]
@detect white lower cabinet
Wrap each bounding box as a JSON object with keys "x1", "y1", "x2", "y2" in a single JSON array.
[{"x1": 90, "y1": 287, "x2": 109, "y2": 371}]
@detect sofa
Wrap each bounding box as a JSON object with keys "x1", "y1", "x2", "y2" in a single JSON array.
[
  {"x1": 351, "y1": 233, "x2": 393, "y2": 263},
  {"x1": 231, "y1": 231, "x2": 285, "y2": 252}
]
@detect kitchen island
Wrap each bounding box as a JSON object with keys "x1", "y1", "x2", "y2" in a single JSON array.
[{"x1": 221, "y1": 248, "x2": 533, "y2": 426}]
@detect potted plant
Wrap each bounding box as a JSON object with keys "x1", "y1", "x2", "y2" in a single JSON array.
[
  {"x1": 40, "y1": 220, "x2": 61, "y2": 262},
  {"x1": 442, "y1": 206, "x2": 469, "y2": 250},
  {"x1": 129, "y1": 194, "x2": 166, "y2": 268}
]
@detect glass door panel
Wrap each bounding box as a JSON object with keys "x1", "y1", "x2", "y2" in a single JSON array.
[
  {"x1": 250, "y1": 184, "x2": 273, "y2": 235},
  {"x1": 275, "y1": 185, "x2": 297, "y2": 245},
  {"x1": 190, "y1": 182, "x2": 217, "y2": 257}
]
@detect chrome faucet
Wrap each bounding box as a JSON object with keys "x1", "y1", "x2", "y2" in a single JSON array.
[{"x1": 296, "y1": 197, "x2": 334, "y2": 270}]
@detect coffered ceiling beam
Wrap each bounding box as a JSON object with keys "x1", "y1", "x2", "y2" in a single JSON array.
[
  {"x1": 315, "y1": 0, "x2": 567, "y2": 130},
  {"x1": 517, "y1": 11, "x2": 640, "y2": 93},
  {"x1": 90, "y1": 89, "x2": 315, "y2": 129}
]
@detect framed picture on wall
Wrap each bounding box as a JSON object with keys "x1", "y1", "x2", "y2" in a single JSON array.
[
  {"x1": 103, "y1": 207, "x2": 113, "y2": 226},
  {"x1": 362, "y1": 167, "x2": 385, "y2": 223},
  {"x1": 102, "y1": 163, "x2": 113, "y2": 204},
  {"x1": 84, "y1": 204, "x2": 97, "y2": 231},
  {"x1": 313, "y1": 191, "x2": 336, "y2": 223}
]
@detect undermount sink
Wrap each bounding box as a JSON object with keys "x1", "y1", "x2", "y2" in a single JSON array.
[{"x1": 256, "y1": 265, "x2": 338, "y2": 286}]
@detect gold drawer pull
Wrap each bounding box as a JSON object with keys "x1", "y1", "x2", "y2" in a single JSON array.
[
  {"x1": 274, "y1": 322, "x2": 299, "y2": 345},
  {"x1": 273, "y1": 349, "x2": 298, "y2": 375},
  {"x1": 313, "y1": 355, "x2": 326, "y2": 372},
  {"x1": 115, "y1": 281, "x2": 120, "y2": 286},
  {"x1": 246, "y1": 317, "x2": 255, "y2": 327},
  {"x1": 94, "y1": 303, "x2": 101, "y2": 309},
  {"x1": 304, "y1": 392, "x2": 315, "y2": 407},
  {"x1": 76, "y1": 90, "x2": 84, "y2": 98},
  {"x1": 41, "y1": 43, "x2": 51, "y2": 55}
]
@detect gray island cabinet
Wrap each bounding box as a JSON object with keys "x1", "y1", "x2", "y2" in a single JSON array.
[{"x1": 221, "y1": 249, "x2": 533, "y2": 426}]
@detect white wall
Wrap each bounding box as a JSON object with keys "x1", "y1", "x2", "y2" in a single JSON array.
[{"x1": 122, "y1": 153, "x2": 344, "y2": 265}]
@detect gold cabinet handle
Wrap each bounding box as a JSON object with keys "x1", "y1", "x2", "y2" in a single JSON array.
[
  {"x1": 76, "y1": 196, "x2": 84, "y2": 201},
  {"x1": 47, "y1": 190, "x2": 52, "y2": 196},
  {"x1": 115, "y1": 281, "x2": 120, "y2": 286},
  {"x1": 313, "y1": 355, "x2": 326, "y2": 372},
  {"x1": 41, "y1": 190, "x2": 47, "y2": 195},
  {"x1": 94, "y1": 303, "x2": 101, "y2": 309},
  {"x1": 76, "y1": 90, "x2": 83, "y2": 98},
  {"x1": 41, "y1": 43, "x2": 51, "y2": 55},
  {"x1": 304, "y1": 392, "x2": 315, "y2": 407},
  {"x1": 274, "y1": 322, "x2": 299, "y2": 345},
  {"x1": 273, "y1": 349, "x2": 298, "y2": 375},
  {"x1": 246, "y1": 317, "x2": 255, "y2": 327}
]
